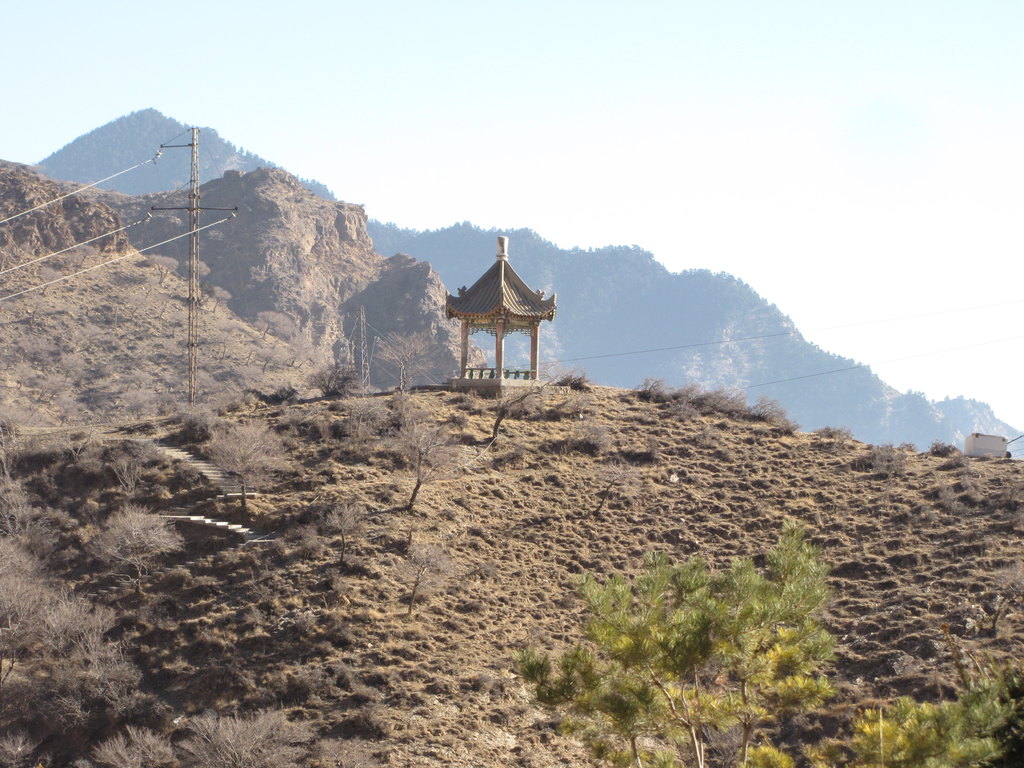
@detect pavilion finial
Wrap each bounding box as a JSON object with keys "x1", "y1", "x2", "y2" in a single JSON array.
[{"x1": 496, "y1": 236, "x2": 509, "y2": 261}]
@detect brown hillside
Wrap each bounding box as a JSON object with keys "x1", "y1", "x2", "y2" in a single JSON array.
[
  {"x1": 0, "y1": 161, "x2": 318, "y2": 424},
  {"x1": 3, "y1": 386, "x2": 1022, "y2": 766}
]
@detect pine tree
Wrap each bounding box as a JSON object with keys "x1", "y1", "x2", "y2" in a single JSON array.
[{"x1": 516, "y1": 521, "x2": 834, "y2": 768}]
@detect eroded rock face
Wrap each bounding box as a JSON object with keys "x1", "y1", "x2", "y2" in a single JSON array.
[
  {"x1": 342, "y1": 254, "x2": 480, "y2": 388},
  {"x1": 0, "y1": 161, "x2": 128, "y2": 268},
  {"x1": 103, "y1": 167, "x2": 464, "y2": 384}
]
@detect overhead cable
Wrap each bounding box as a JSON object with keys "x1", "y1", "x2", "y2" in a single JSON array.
[
  {"x1": 743, "y1": 333, "x2": 1024, "y2": 391},
  {"x1": 0, "y1": 214, "x2": 235, "y2": 304},
  {"x1": 0, "y1": 214, "x2": 152, "y2": 277},
  {"x1": 549, "y1": 297, "x2": 1024, "y2": 368},
  {"x1": 0, "y1": 151, "x2": 163, "y2": 226}
]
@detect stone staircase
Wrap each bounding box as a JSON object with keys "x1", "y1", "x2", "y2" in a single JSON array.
[
  {"x1": 87, "y1": 442, "x2": 272, "y2": 601},
  {"x1": 156, "y1": 510, "x2": 272, "y2": 543},
  {"x1": 149, "y1": 443, "x2": 259, "y2": 501}
]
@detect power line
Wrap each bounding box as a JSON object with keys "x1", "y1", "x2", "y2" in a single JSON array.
[
  {"x1": 0, "y1": 214, "x2": 235, "y2": 305},
  {"x1": 743, "y1": 333, "x2": 1024, "y2": 390},
  {"x1": 0, "y1": 151, "x2": 162, "y2": 226},
  {"x1": 549, "y1": 296, "x2": 1024, "y2": 368},
  {"x1": 0, "y1": 214, "x2": 152, "y2": 277}
]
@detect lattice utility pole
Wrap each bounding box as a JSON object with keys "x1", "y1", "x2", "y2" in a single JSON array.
[
  {"x1": 187, "y1": 128, "x2": 200, "y2": 405},
  {"x1": 358, "y1": 305, "x2": 371, "y2": 391},
  {"x1": 153, "y1": 128, "x2": 236, "y2": 405}
]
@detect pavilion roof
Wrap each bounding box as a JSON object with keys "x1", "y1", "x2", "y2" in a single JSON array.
[{"x1": 446, "y1": 255, "x2": 556, "y2": 322}]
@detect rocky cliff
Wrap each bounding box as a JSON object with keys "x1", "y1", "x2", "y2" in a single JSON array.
[
  {"x1": 0, "y1": 161, "x2": 305, "y2": 423},
  {"x1": 0, "y1": 160, "x2": 128, "y2": 269},
  {"x1": 101, "y1": 168, "x2": 465, "y2": 388}
]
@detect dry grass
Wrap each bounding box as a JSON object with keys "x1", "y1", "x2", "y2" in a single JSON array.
[{"x1": 3, "y1": 386, "x2": 1023, "y2": 766}]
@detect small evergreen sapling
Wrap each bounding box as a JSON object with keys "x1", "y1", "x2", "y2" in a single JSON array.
[{"x1": 517, "y1": 521, "x2": 834, "y2": 768}]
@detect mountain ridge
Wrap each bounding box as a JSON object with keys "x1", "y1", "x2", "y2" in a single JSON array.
[{"x1": 37, "y1": 108, "x2": 335, "y2": 200}]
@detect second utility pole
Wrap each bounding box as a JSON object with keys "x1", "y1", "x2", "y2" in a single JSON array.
[{"x1": 187, "y1": 127, "x2": 200, "y2": 406}]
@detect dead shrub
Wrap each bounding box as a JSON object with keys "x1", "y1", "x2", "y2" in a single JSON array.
[
  {"x1": 636, "y1": 377, "x2": 674, "y2": 403},
  {"x1": 563, "y1": 424, "x2": 612, "y2": 456},
  {"x1": 748, "y1": 396, "x2": 799, "y2": 434},
  {"x1": 179, "y1": 709, "x2": 313, "y2": 768},
  {"x1": 929, "y1": 440, "x2": 960, "y2": 458},
  {"x1": 555, "y1": 369, "x2": 591, "y2": 391},
  {"x1": 852, "y1": 444, "x2": 907, "y2": 477}
]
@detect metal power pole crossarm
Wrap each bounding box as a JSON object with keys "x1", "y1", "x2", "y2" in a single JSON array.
[{"x1": 152, "y1": 128, "x2": 237, "y2": 405}]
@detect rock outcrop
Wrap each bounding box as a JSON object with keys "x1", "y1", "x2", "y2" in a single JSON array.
[
  {"x1": 102, "y1": 167, "x2": 464, "y2": 387},
  {"x1": 0, "y1": 161, "x2": 305, "y2": 423},
  {"x1": 0, "y1": 160, "x2": 128, "y2": 269}
]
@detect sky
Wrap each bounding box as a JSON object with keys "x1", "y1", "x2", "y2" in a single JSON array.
[{"x1": 3, "y1": 1, "x2": 1023, "y2": 432}]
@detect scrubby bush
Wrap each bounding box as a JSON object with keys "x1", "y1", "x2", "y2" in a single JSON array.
[
  {"x1": 90, "y1": 504, "x2": 183, "y2": 589},
  {"x1": 813, "y1": 425, "x2": 853, "y2": 444},
  {"x1": 562, "y1": 424, "x2": 612, "y2": 456},
  {"x1": 178, "y1": 709, "x2": 313, "y2": 768},
  {"x1": 636, "y1": 377, "x2": 674, "y2": 403},
  {"x1": 245, "y1": 386, "x2": 299, "y2": 405},
  {"x1": 853, "y1": 444, "x2": 907, "y2": 477},
  {"x1": 930, "y1": 440, "x2": 961, "y2": 458},
  {"x1": 176, "y1": 409, "x2": 224, "y2": 444},
  {"x1": 749, "y1": 395, "x2": 799, "y2": 434},
  {"x1": 207, "y1": 422, "x2": 291, "y2": 489},
  {"x1": 309, "y1": 364, "x2": 360, "y2": 398},
  {"x1": 689, "y1": 386, "x2": 749, "y2": 417},
  {"x1": 556, "y1": 369, "x2": 591, "y2": 391}
]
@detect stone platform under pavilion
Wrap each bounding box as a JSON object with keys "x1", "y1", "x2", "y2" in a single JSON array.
[{"x1": 445, "y1": 236, "x2": 556, "y2": 395}]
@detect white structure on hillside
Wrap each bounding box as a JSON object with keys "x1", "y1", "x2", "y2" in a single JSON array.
[{"x1": 964, "y1": 432, "x2": 1008, "y2": 458}]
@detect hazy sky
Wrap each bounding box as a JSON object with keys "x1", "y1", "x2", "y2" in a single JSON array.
[{"x1": 3, "y1": 1, "x2": 1023, "y2": 432}]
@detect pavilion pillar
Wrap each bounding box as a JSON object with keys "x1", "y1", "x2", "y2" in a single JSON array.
[
  {"x1": 459, "y1": 320, "x2": 469, "y2": 377},
  {"x1": 529, "y1": 323, "x2": 540, "y2": 380},
  {"x1": 495, "y1": 319, "x2": 505, "y2": 378}
]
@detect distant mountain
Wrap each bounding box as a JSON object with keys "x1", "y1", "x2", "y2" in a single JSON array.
[
  {"x1": 369, "y1": 220, "x2": 1019, "y2": 450},
  {"x1": 37, "y1": 108, "x2": 335, "y2": 200}
]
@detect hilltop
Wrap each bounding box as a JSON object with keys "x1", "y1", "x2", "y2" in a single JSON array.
[
  {"x1": 37, "y1": 109, "x2": 335, "y2": 200},
  {"x1": 2, "y1": 384, "x2": 1021, "y2": 766},
  {"x1": 369, "y1": 221, "x2": 1019, "y2": 450},
  {"x1": 26, "y1": 111, "x2": 1020, "y2": 449}
]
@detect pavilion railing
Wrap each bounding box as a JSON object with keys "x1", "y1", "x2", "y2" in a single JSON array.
[{"x1": 462, "y1": 368, "x2": 537, "y2": 380}]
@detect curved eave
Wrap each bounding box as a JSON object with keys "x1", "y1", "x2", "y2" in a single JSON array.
[{"x1": 445, "y1": 296, "x2": 556, "y2": 323}]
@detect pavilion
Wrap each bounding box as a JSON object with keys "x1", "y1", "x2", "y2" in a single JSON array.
[{"x1": 445, "y1": 236, "x2": 556, "y2": 391}]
